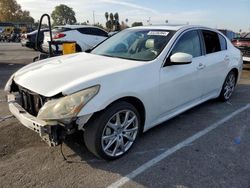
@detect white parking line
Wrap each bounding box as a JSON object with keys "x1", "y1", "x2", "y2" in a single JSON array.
[{"x1": 107, "y1": 103, "x2": 250, "y2": 188}]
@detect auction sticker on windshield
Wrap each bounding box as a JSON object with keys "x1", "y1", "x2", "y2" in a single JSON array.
[{"x1": 147, "y1": 31, "x2": 169, "y2": 36}]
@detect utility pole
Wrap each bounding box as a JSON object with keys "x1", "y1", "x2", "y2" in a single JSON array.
[{"x1": 93, "y1": 11, "x2": 95, "y2": 25}]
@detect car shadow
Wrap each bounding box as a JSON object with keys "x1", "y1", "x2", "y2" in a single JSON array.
[{"x1": 60, "y1": 84, "x2": 250, "y2": 187}]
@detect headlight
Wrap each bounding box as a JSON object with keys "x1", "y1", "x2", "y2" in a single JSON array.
[{"x1": 37, "y1": 85, "x2": 100, "y2": 120}]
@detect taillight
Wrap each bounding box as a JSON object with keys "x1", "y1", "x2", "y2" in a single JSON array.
[
  {"x1": 231, "y1": 39, "x2": 237, "y2": 45},
  {"x1": 53, "y1": 33, "x2": 66, "y2": 39}
]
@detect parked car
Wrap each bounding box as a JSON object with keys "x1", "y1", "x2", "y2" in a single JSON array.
[
  {"x1": 218, "y1": 29, "x2": 238, "y2": 41},
  {"x1": 232, "y1": 33, "x2": 250, "y2": 63},
  {"x1": 21, "y1": 28, "x2": 49, "y2": 50},
  {"x1": 5, "y1": 25, "x2": 243, "y2": 160},
  {"x1": 42, "y1": 25, "x2": 108, "y2": 52}
]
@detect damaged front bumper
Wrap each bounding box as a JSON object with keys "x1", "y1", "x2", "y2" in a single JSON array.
[{"x1": 8, "y1": 93, "x2": 64, "y2": 146}]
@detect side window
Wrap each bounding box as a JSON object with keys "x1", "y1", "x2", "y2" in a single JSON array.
[
  {"x1": 78, "y1": 28, "x2": 108, "y2": 37},
  {"x1": 219, "y1": 34, "x2": 227, "y2": 51},
  {"x1": 172, "y1": 30, "x2": 202, "y2": 58},
  {"x1": 90, "y1": 28, "x2": 108, "y2": 37},
  {"x1": 202, "y1": 30, "x2": 221, "y2": 54},
  {"x1": 77, "y1": 28, "x2": 89, "y2": 35}
]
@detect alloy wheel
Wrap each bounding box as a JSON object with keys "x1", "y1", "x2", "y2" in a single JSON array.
[
  {"x1": 223, "y1": 73, "x2": 236, "y2": 100},
  {"x1": 101, "y1": 110, "x2": 139, "y2": 157}
]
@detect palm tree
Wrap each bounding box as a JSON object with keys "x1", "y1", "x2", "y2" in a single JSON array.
[
  {"x1": 105, "y1": 12, "x2": 109, "y2": 22},
  {"x1": 110, "y1": 13, "x2": 114, "y2": 22},
  {"x1": 114, "y1": 13, "x2": 119, "y2": 21},
  {"x1": 110, "y1": 13, "x2": 114, "y2": 30}
]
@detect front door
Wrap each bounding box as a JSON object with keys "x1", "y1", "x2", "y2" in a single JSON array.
[{"x1": 159, "y1": 30, "x2": 204, "y2": 117}]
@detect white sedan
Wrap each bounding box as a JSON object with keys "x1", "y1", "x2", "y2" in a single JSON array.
[
  {"x1": 5, "y1": 25, "x2": 243, "y2": 160},
  {"x1": 42, "y1": 25, "x2": 108, "y2": 52}
]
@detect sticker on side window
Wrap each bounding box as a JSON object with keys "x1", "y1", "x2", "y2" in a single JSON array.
[{"x1": 147, "y1": 31, "x2": 169, "y2": 36}]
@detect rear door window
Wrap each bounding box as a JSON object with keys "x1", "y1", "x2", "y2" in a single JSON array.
[
  {"x1": 78, "y1": 28, "x2": 108, "y2": 37},
  {"x1": 77, "y1": 28, "x2": 91, "y2": 35},
  {"x1": 89, "y1": 28, "x2": 108, "y2": 37},
  {"x1": 202, "y1": 30, "x2": 221, "y2": 54}
]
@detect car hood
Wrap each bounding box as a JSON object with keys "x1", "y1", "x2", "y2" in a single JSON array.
[{"x1": 13, "y1": 53, "x2": 144, "y2": 97}]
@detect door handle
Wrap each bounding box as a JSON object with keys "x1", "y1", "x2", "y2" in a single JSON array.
[{"x1": 197, "y1": 63, "x2": 206, "y2": 70}]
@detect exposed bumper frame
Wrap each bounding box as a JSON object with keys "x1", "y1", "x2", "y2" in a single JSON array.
[{"x1": 7, "y1": 94, "x2": 60, "y2": 146}]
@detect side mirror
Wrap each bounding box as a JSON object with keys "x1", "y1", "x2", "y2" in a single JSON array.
[{"x1": 170, "y1": 52, "x2": 193, "y2": 65}]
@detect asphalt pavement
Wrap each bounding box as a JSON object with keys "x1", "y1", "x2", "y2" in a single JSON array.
[{"x1": 0, "y1": 43, "x2": 249, "y2": 188}]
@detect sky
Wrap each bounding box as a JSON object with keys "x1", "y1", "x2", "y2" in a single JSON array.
[{"x1": 16, "y1": 0, "x2": 250, "y2": 32}]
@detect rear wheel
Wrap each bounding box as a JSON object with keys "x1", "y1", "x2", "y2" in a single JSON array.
[
  {"x1": 84, "y1": 101, "x2": 141, "y2": 160},
  {"x1": 219, "y1": 71, "x2": 236, "y2": 101}
]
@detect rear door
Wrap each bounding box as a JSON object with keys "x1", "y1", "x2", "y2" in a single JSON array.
[
  {"x1": 89, "y1": 28, "x2": 108, "y2": 40},
  {"x1": 77, "y1": 28, "x2": 99, "y2": 50},
  {"x1": 199, "y1": 30, "x2": 229, "y2": 98}
]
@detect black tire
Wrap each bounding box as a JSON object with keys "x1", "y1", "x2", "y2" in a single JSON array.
[
  {"x1": 219, "y1": 71, "x2": 236, "y2": 101},
  {"x1": 76, "y1": 44, "x2": 82, "y2": 52},
  {"x1": 84, "y1": 101, "x2": 141, "y2": 160}
]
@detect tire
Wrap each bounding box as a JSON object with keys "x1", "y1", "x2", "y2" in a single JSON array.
[
  {"x1": 76, "y1": 44, "x2": 82, "y2": 52},
  {"x1": 84, "y1": 101, "x2": 141, "y2": 160},
  {"x1": 219, "y1": 71, "x2": 236, "y2": 101}
]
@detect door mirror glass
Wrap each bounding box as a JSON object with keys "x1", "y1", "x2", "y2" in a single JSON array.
[{"x1": 170, "y1": 52, "x2": 193, "y2": 65}]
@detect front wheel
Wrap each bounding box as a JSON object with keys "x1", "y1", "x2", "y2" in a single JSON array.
[
  {"x1": 219, "y1": 71, "x2": 236, "y2": 101},
  {"x1": 84, "y1": 101, "x2": 141, "y2": 160}
]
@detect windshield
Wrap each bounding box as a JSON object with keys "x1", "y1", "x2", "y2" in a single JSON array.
[{"x1": 91, "y1": 29, "x2": 175, "y2": 61}]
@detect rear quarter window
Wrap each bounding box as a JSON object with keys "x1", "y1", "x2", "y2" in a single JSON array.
[{"x1": 219, "y1": 34, "x2": 227, "y2": 51}]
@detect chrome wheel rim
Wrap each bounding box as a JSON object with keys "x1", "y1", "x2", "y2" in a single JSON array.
[
  {"x1": 224, "y1": 74, "x2": 236, "y2": 100},
  {"x1": 101, "y1": 110, "x2": 138, "y2": 157}
]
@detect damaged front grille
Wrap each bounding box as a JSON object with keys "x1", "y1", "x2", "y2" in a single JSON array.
[{"x1": 18, "y1": 86, "x2": 48, "y2": 116}]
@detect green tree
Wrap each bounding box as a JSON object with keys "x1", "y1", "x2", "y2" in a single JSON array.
[
  {"x1": 105, "y1": 12, "x2": 121, "y2": 31},
  {"x1": 131, "y1": 22, "x2": 143, "y2": 27},
  {"x1": 19, "y1": 10, "x2": 34, "y2": 23},
  {"x1": 51, "y1": 4, "x2": 77, "y2": 25},
  {"x1": 110, "y1": 13, "x2": 114, "y2": 22},
  {"x1": 114, "y1": 13, "x2": 119, "y2": 21},
  {"x1": 0, "y1": 0, "x2": 34, "y2": 23},
  {"x1": 109, "y1": 13, "x2": 114, "y2": 30},
  {"x1": 113, "y1": 12, "x2": 120, "y2": 31},
  {"x1": 105, "y1": 12, "x2": 109, "y2": 22}
]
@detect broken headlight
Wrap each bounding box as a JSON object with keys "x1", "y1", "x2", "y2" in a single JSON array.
[{"x1": 37, "y1": 85, "x2": 100, "y2": 120}]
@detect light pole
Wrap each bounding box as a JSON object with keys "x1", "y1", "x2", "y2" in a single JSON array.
[{"x1": 93, "y1": 11, "x2": 95, "y2": 25}]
